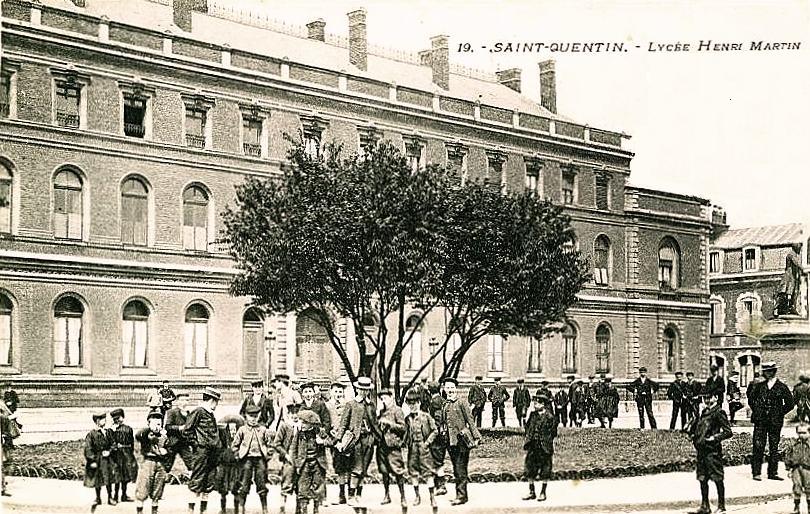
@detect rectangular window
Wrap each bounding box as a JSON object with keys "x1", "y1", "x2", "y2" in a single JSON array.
[
  {"x1": 406, "y1": 144, "x2": 422, "y2": 173},
  {"x1": 595, "y1": 174, "x2": 610, "y2": 210},
  {"x1": 242, "y1": 118, "x2": 262, "y2": 157},
  {"x1": 184, "y1": 321, "x2": 208, "y2": 368},
  {"x1": 183, "y1": 203, "x2": 208, "y2": 251},
  {"x1": 596, "y1": 336, "x2": 610, "y2": 374},
  {"x1": 121, "y1": 194, "x2": 147, "y2": 246},
  {"x1": 123, "y1": 96, "x2": 146, "y2": 138},
  {"x1": 0, "y1": 74, "x2": 9, "y2": 119},
  {"x1": 0, "y1": 311, "x2": 10, "y2": 366},
  {"x1": 0, "y1": 180, "x2": 10, "y2": 234},
  {"x1": 562, "y1": 171, "x2": 575, "y2": 205},
  {"x1": 407, "y1": 331, "x2": 423, "y2": 370},
  {"x1": 525, "y1": 171, "x2": 539, "y2": 195},
  {"x1": 562, "y1": 333, "x2": 577, "y2": 373},
  {"x1": 743, "y1": 299, "x2": 755, "y2": 330},
  {"x1": 185, "y1": 108, "x2": 207, "y2": 148},
  {"x1": 242, "y1": 325, "x2": 262, "y2": 376},
  {"x1": 527, "y1": 337, "x2": 542, "y2": 373},
  {"x1": 744, "y1": 248, "x2": 757, "y2": 270},
  {"x1": 710, "y1": 302, "x2": 723, "y2": 334},
  {"x1": 709, "y1": 252, "x2": 720, "y2": 273},
  {"x1": 54, "y1": 187, "x2": 82, "y2": 239},
  {"x1": 122, "y1": 318, "x2": 148, "y2": 367},
  {"x1": 54, "y1": 316, "x2": 82, "y2": 367},
  {"x1": 487, "y1": 334, "x2": 504, "y2": 372},
  {"x1": 55, "y1": 82, "x2": 81, "y2": 128}
]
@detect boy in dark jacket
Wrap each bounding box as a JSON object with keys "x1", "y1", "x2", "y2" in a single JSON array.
[
  {"x1": 513, "y1": 379, "x2": 531, "y2": 428},
  {"x1": 134, "y1": 411, "x2": 172, "y2": 514},
  {"x1": 784, "y1": 423, "x2": 810, "y2": 514},
  {"x1": 522, "y1": 392, "x2": 557, "y2": 502},
  {"x1": 688, "y1": 391, "x2": 733, "y2": 514},
  {"x1": 84, "y1": 412, "x2": 116, "y2": 511},
  {"x1": 110, "y1": 408, "x2": 139, "y2": 503},
  {"x1": 292, "y1": 409, "x2": 328, "y2": 514},
  {"x1": 216, "y1": 419, "x2": 241, "y2": 514},
  {"x1": 405, "y1": 389, "x2": 438, "y2": 507},
  {"x1": 375, "y1": 388, "x2": 407, "y2": 506},
  {"x1": 273, "y1": 400, "x2": 301, "y2": 514}
]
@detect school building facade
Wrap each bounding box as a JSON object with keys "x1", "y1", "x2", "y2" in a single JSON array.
[{"x1": 0, "y1": 0, "x2": 716, "y2": 406}]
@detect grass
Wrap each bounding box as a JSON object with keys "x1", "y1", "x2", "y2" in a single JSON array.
[{"x1": 5, "y1": 428, "x2": 780, "y2": 482}]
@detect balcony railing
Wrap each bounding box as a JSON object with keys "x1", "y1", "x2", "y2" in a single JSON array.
[
  {"x1": 124, "y1": 122, "x2": 145, "y2": 138},
  {"x1": 243, "y1": 142, "x2": 261, "y2": 157},
  {"x1": 0, "y1": 102, "x2": 9, "y2": 118},
  {"x1": 186, "y1": 134, "x2": 206, "y2": 148},
  {"x1": 56, "y1": 111, "x2": 80, "y2": 128}
]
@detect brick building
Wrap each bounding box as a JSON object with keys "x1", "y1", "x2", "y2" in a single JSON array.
[
  {"x1": 0, "y1": 0, "x2": 715, "y2": 406},
  {"x1": 709, "y1": 221, "x2": 810, "y2": 386}
]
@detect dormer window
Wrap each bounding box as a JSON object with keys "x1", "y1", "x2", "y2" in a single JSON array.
[
  {"x1": 485, "y1": 150, "x2": 507, "y2": 193},
  {"x1": 742, "y1": 246, "x2": 759, "y2": 272},
  {"x1": 562, "y1": 168, "x2": 577, "y2": 205},
  {"x1": 301, "y1": 113, "x2": 328, "y2": 159},
  {"x1": 52, "y1": 69, "x2": 90, "y2": 130}
]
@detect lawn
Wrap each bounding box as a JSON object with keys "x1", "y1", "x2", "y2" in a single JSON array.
[{"x1": 5, "y1": 428, "x2": 778, "y2": 483}]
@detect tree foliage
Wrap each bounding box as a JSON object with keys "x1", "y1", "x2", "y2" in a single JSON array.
[{"x1": 224, "y1": 137, "x2": 589, "y2": 401}]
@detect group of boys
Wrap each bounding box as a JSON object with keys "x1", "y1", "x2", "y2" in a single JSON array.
[{"x1": 544, "y1": 374, "x2": 622, "y2": 429}]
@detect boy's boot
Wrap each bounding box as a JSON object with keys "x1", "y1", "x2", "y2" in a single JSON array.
[
  {"x1": 338, "y1": 484, "x2": 347, "y2": 504},
  {"x1": 538, "y1": 482, "x2": 547, "y2": 502},
  {"x1": 220, "y1": 495, "x2": 227, "y2": 514},
  {"x1": 121, "y1": 482, "x2": 132, "y2": 502},
  {"x1": 259, "y1": 493, "x2": 269, "y2": 514},
  {"x1": 522, "y1": 483, "x2": 536, "y2": 501},
  {"x1": 429, "y1": 487, "x2": 437, "y2": 508},
  {"x1": 187, "y1": 503, "x2": 196, "y2": 514},
  {"x1": 113, "y1": 483, "x2": 120, "y2": 502},
  {"x1": 435, "y1": 475, "x2": 447, "y2": 496},
  {"x1": 381, "y1": 475, "x2": 391, "y2": 504},
  {"x1": 107, "y1": 485, "x2": 118, "y2": 505},
  {"x1": 295, "y1": 499, "x2": 305, "y2": 514},
  {"x1": 412, "y1": 485, "x2": 421, "y2": 506},
  {"x1": 792, "y1": 499, "x2": 800, "y2": 514},
  {"x1": 200, "y1": 500, "x2": 208, "y2": 513},
  {"x1": 313, "y1": 499, "x2": 320, "y2": 514},
  {"x1": 151, "y1": 506, "x2": 159, "y2": 514},
  {"x1": 397, "y1": 480, "x2": 407, "y2": 508},
  {"x1": 347, "y1": 488, "x2": 357, "y2": 507}
]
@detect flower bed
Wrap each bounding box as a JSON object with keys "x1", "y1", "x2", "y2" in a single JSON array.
[{"x1": 5, "y1": 428, "x2": 784, "y2": 483}]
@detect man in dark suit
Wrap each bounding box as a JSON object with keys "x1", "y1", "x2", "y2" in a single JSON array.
[
  {"x1": 667, "y1": 371, "x2": 689, "y2": 430},
  {"x1": 627, "y1": 367, "x2": 658, "y2": 429},
  {"x1": 467, "y1": 376, "x2": 487, "y2": 428},
  {"x1": 334, "y1": 376, "x2": 377, "y2": 506},
  {"x1": 513, "y1": 379, "x2": 531, "y2": 428},
  {"x1": 685, "y1": 371, "x2": 702, "y2": 421},
  {"x1": 442, "y1": 377, "x2": 481, "y2": 506},
  {"x1": 553, "y1": 387, "x2": 569, "y2": 427},
  {"x1": 750, "y1": 361, "x2": 795, "y2": 481},
  {"x1": 704, "y1": 364, "x2": 726, "y2": 405},
  {"x1": 164, "y1": 393, "x2": 193, "y2": 471},
  {"x1": 300, "y1": 382, "x2": 331, "y2": 430},
  {"x1": 239, "y1": 379, "x2": 275, "y2": 427}
]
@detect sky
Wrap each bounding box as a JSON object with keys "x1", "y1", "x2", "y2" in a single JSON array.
[{"x1": 243, "y1": 0, "x2": 810, "y2": 229}]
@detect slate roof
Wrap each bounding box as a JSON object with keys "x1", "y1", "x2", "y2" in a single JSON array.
[
  {"x1": 712, "y1": 223, "x2": 805, "y2": 250},
  {"x1": 38, "y1": 0, "x2": 569, "y2": 120}
]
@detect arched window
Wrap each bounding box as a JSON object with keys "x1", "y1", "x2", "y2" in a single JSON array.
[
  {"x1": 663, "y1": 327, "x2": 679, "y2": 373},
  {"x1": 122, "y1": 300, "x2": 149, "y2": 367},
  {"x1": 184, "y1": 303, "x2": 209, "y2": 368},
  {"x1": 121, "y1": 177, "x2": 148, "y2": 246},
  {"x1": 0, "y1": 293, "x2": 12, "y2": 366},
  {"x1": 295, "y1": 308, "x2": 331, "y2": 377},
  {"x1": 562, "y1": 324, "x2": 577, "y2": 374},
  {"x1": 658, "y1": 238, "x2": 680, "y2": 290},
  {"x1": 53, "y1": 168, "x2": 83, "y2": 239},
  {"x1": 487, "y1": 334, "x2": 504, "y2": 372},
  {"x1": 183, "y1": 185, "x2": 209, "y2": 251},
  {"x1": 593, "y1": 235, "x2": 611, "y2": 285},
  {"x1": 595, "y1": 323, "x2": 611, "y2": 373},
  {"x1": 527, "y1": 336, "x2": 542, "y2": 373},
  {"x1": 710, "y1": 297, "x2": 725, "y2": 335},
  {"x1": 242, "y1": 308, "x2": 263, "y2": 377},
  {"x1": 405, "y1": 314, "x2": 422, "y2": 370},
  {"x1": 54, "y1": 295, "x2": 84, "y2": 367},
  {"x1": 0, "y1": 163, "x2": 11, "y2": 234},
  {"x1": 738, "y1": 353, "x2": 760, "y2": 387}
]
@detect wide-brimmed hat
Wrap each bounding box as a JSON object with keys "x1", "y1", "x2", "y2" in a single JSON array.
[
  {"x1": 202, "y1": 386, "x2": 222, "y2": 401},
  {"x1": 354, "y1": 376, "x2": 373, "y2": 390},
  {"x1": 761, "y1": 361, "x2": 778, "y2": 372}
]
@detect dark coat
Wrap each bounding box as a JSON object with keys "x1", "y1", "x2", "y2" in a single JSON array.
[
  {"x1": 524, "y1": 409, "x2": 557, "y2": 454},
  {"x1": 750, "y1": 379, "x2": 795, "y2": 426},
  {"x1": 488, "y1": 384, "x2": 510, "y2": 405},
  {"x1": 83, "y1": 428, "x2": 115, "y2": 488},
  {"x1": 377, "y1": 404, "x2": 406, "y2": 448},
  {"x1": 627, "y1": 377, "x2": 658, "y2": 401},
  {"x1": 183, "y1": 407, "x2": 221, "y2": 449},
  {"x1": 598, "y1": 384, "x2": 620, "y2": 418},
  {"x1": 164, "y1": 407, "x2": 188, "y2": 451},
  {"x1": 301, "y1": 398, "x2": 331, "y2": 431},
  {"x1": 689, "y1": 403, "x2": 732, "y2": 454},
  {"x1": 704, "y1": 375, "x2": 726, "y2": 401},
  {"x1": 554, "y1": 389, "x2": 569, "y2": 408},
  {"x1": 513, "y1": 387, "x2": 531, "y2": 410},
  {"x1": 239, "y1": 393, "x2": 275, "y2": 427},
  {"x1": 110, "y1": 423, "x2": 139, "y2": 483},
  {"x1": 467, "y1": 384, "x2": 486, "y2": 408},
  {"x1": 667, "y1": 380, "x2": 689, "y2": 404},
  {"x1": 290, "y1": 428, "x2": 327, "y2": 471}
]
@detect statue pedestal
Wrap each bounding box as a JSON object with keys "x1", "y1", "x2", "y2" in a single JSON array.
[{"x1": 759, "y1": 316, "x2": 810, "y2": 378}]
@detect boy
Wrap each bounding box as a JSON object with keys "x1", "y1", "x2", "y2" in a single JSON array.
[
  {"x1": 783, "y1": 423, "x2": 810, "y2": 514},
  {"x1": 232, "y1": 404, "x2": 274, "y2": 514},
  {"x1": 239, "y1": 379, "x2": 275, "y2": 427},
  {"x1": 404, "y1": 388, "x2": 438, "y2": 507},
  {"x1": 273, "y1": 400, "x2": 302, "y2": 514},
  {"x1": 688, "y1": 391, "x2": 732, "y2": 514},
  {"x1": 375, "y1": 388, "x2": 407, "y2": 507},
  {"x1": 216, "y1": 418, "x2": 242, "y2": 514},
  {"x1": 325, "y1": 382, "x2": 350, "y2": 504},
  {"x1": 184, "y1": 386, "x2": 223, "y2": 514},
  {"x1": 84, "y1": 412, "x2": 116, "y2": 511},
  {"x1": 291, "y1": 410, "x2": 328, "y2": 514},
  {"x1": 522, "y1": 392, "x2": 557, "y2": 502},
  {"x1": 110, "y1": 408, "x2": 139, "y2": 503},
  {"x1": 134, "y1": 411, "x2": 172, "y2": 514}
]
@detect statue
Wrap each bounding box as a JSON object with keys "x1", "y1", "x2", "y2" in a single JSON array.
[{"x1": 774, "y1": 243, "x2": 804, "y2": 317}]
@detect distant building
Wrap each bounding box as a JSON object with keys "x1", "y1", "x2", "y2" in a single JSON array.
[
  {"x1": 709, "y1": 222, "x2": 809, "y2": 386},
  {"x1": 0, "y1": 0, "x2": 713, "y2": 406}
]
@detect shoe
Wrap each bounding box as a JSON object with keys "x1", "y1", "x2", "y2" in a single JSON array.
[
  {"x1": 1, "y1": 491, "x2": 10, "y2": 497},
  {"x1": 450, "y1": 498, "x2": 467, "y2": 506},
  {"x1": 752, "y1": 475, "x2": 762, "y2": 481},
  {"x1": 380, "y1": 493, "x2": 391, "y2": 505},
  {"x1": 537, "y1": 493, "x2": 546, "y2": 502},
  {"x1": 436, "y1": 485, "x2": 447, "y2": 496},
  {"x1": 108, "y1": 499, "x2": 118, "y2": 506},
  {"x1": 121, "y1": 495, "x2": 133, "y2": 502},
  {"x1": 768, "y1": 475, "x2": 785, "y2": 481},
  {"x1": 712, "y1": 509, "x2": 726, "y2": 514},
  {"x1": 687, "y1": 509, "x2": 710, "y2": 514},
  {"x1": 521, "y1": 493, "x2": 536, "y2": 501}
]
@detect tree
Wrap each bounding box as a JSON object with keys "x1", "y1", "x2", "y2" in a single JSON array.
[
  {"x1": 223, "y1": 138, "x2": 451, "y2": 397},
  {"x1": 402, "y1": 182, "x2": 590, "y2": 392}
]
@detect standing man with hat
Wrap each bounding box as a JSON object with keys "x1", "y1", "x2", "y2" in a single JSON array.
[
  {"x1": 467, "y1": 376, "x2": 487, "y2": 429},
  {"x1": 442, "y1": 377, "x2": 481, "y2": 506},
  {"x1": 750, "y1": 361, "x2": 795, "y2": 481},
  {"x1": 239, "y1": 380, "x2": 275, "y2": 428},
  {"x1": 726, "y1": 372, "x2": 744, "y2": 425},
  {"x1": 553, "y1": 384, "x2": 569, "y2": 427},
  {"x1": 109, "y1": 408, "x2": 138, "y2": 503},
  {"x1": 521, "y1": 391, "x2": 557, "y2": 502},
  {"x1": 487, "y1": 377, "x2": 510, "y2": 428},
  {"x1": 667, "y1": 371, "x2": 690, "y2": 430},
  {"x1": 183, "y1": 386, "x2": 223, "y2": 514},
  {"x1": 334, "y1": 376, "x2": 377, "y2": 506},
  {"x1": 685, "y1": 372, "x2": 701, "y2": 421},
  {"x1": 705, "y1": 364, "x2": 726, "y2": 407},
  {"x1": 793, "y1": 373, "x2": 810, "y2": 423},
  {"x1": 513, "y1": 379, "x2": 531, "y2": 428},
  {"x1": 627, "y1": 367, "x2": 658, "y2": 429}
]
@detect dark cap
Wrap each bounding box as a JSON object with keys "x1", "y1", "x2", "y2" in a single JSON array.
[
  {"x1": 639, "y1": 367, "x2": 648, "y2": 373},
  {"x1": 110, "y1": 408, "x2": 124, "y2": 419},
  {"x1": 378, "y1": 388, "x2": 394, "y2": 397},
  {"x1": 442, "y1": 377, "x2": 458, "y2": 386},
  {"x1": 250, "y1": 379, "x2": 264, "y2": 388},
  {"x1": 494, "y1": 377, "x2": 502, "y2": 381},
  {"x1": 405, "y1": 389, "x2": 421, "y2": 402},
  {"x1": 92, "y1": 412, "x2": 106, "y2": 422},
  {"x1": 686, "y1": 371, "x2": 694, "y2": 377},
  {"x1": 300, "y1": 382, "x2": 316, "y2": 392},
  {"x1": 674, "y1": 371, "x2": 683, "y2": 376},
  {"x1": 517, "y1": 378, "x2": 525, "y2": 384},
  {"x1": 541, "y1": 380, "x2": 549, "y2": 386},
  {"x1": 709, "y1": 364, "x2": 719, "y2": 372},
  {"x1": 274, "y1": 374, "x2": 290, "y2": 382},
  {"x1": 474, "y1": 376, "x2": 483, "y2": 380},
  {"x1": 298, "y1": 410, "x2": 321, "y2": 426},
  {"x1": 245, "y1": 404, "x2": 261, "y2": 416},
  {"x1": 147, "y1": 411, "x2": 163, "y2": 422},
  {"x1": 330, "y1": 381, "x2": 346, "y2": 390}
]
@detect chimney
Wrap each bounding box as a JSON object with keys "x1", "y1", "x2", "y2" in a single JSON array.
[
  {"x1": 539, "y1": 60, "x2": 556, "y2": 114},
  {"x1": 430, "y1": 35, "x2": 449, "y2": 90},
  {"x1": 418, "y1": 49, "x2": 432, "y2": 66},
  {"x1": 347, "y1": 9, "x2": 367, "y2": 71},
  {"x1": 496, "y1": 68, "x2": 521, "y2": 93},
  {"x1": 306, "y1": 18, "x2": 326, "y2": 42},
  {"x1": 173, "y1": 0, "x2": 208, "y2": 33}
]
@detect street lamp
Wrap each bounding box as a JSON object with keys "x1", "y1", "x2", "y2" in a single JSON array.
[
  {"x1": 264, "y1": 329, "x2": 276, "y2": 385},
  {"x1": 428, "y1": 337, "x2": 439, "y2": 381}
]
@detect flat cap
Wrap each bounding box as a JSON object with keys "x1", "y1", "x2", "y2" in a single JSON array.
[
  {"x1": 298, "y1": 409, "x2": 321, "y2": 426},
  {"x1": 245, "y1": 404, "x2": 261, "y2": 415},
  {"x1": 442, "y1": 377, "x2": 458, "y2": 386},
  {"x1": 639, "y1": 367, "x2": 648, "y2": 373},
  {"x1": 250, "y1": 379, "x2": 264, "y2": 388},
  {"x1": 109, "y1": 408, "x2": 125, "y2": 419},
  {"x1": 147, "y1": 411, "x2": 163, "y2": 422},
  {"x1": 92, "y1": 412, "x2": 106, "y2": 422}
]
